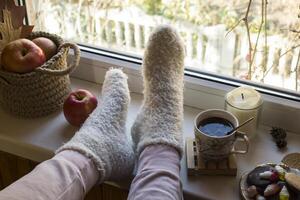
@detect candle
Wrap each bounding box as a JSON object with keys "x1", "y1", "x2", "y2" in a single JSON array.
[{"x1": 225, "y1": 86, "x2": 263, "y2": 139}]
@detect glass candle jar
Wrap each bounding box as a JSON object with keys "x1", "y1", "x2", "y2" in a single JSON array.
[{"x1": 225, "y1": 86, "x2": 263, "y2": 139}]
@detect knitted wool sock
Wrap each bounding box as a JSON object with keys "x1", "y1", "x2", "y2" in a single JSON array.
[
  {"x1": 56, "y1": 69, "x2": 134, "y2": 182},
  {"x1": 131, "y1": 25, "x2": 185, "y2": 157}
]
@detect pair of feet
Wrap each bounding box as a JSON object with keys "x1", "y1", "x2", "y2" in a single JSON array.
[{"x1": 56, "y1": 25, "x2": 185, "y2": 182}]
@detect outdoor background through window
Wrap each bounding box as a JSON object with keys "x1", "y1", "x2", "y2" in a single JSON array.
[{"x1": 26, "y1": 0, "x2": 300, "y2": 92}]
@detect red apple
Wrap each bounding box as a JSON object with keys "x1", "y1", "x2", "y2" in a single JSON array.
[
  {"x1": 32, "y1": 37, "x2": 57, "y2": 60},
  {"x1": 1, "y1": 38, "x2": 46, "y2": 73},
  {"x1": 63, "y1": 89, "x2": 98, "y2": 127}
]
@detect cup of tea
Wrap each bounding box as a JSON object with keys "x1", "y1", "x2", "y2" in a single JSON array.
[{"x1": 194, "y1": 109, "x2": 249, "y2": 161}]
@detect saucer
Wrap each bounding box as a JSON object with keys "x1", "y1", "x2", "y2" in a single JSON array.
[{"x1": 239, "y1": 153, "x2": 300, "y2": 200}]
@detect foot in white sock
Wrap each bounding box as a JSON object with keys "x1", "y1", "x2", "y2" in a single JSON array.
[
  {"x1": 56, "y1": 69, "x2": 134, "y2": 182},
  {"x1": 131, "y1": 25, "x2": 185, "y2": 157}
]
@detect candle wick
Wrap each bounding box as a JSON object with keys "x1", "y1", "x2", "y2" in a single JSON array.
[{"x1": 241, "y1": 93, "x2": 244, "y2": 100}]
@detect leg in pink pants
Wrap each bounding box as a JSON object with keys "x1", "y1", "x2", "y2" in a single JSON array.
[
  {"x1": 128, "y1": 145, "x2": 182, "y2": 200},
  {"x1": 0, "y1": 145, "x2": 181, "y2": 200},
  {"x1": 0, "y1": 150, "x2": 98, "y2": 200}
]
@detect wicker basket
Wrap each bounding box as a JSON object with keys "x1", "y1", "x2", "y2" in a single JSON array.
[{"x1": 0, "y1": 31, "x2": 80, "y2": 118}]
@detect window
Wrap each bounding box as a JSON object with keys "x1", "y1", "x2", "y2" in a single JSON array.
[{"x1": 24, "y1": 0, "x2": 300, "y2": 96}]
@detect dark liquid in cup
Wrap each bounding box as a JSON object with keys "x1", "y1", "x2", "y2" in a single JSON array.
[{"x1": 198, "y1": 117, "x2": 234, "y2": 136}]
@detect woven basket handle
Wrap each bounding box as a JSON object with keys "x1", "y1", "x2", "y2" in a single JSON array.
[{"x1": 34, "y1": 42, "x2": 80, "y2": 76}]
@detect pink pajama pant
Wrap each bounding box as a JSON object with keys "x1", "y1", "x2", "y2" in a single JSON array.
[{"x1": 0, "y1": 145, "x2": 182, "y2": 200}]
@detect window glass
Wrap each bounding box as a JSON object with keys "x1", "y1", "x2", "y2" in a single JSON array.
[{"x1": 25, "y1": 0, "x2": 300, "y2": 92}]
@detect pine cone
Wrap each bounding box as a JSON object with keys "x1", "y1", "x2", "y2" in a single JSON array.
[
  {"x1": 276, "y1": 140, "x2": 287, "y2": 149},
  {"x1": 270, "y1": 127, "x2": 287, "y2": 140}
]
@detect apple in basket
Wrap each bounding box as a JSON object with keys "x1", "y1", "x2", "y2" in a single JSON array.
[
  {"x1": 32, "y1": 37, "x2": 57, "y2": 61},
  {"x1": 1, "y1": 38, "x2": 46, "y2": 73},
  {"x1": 63, "y1": 89, "x2": 98, "y2": 127}
]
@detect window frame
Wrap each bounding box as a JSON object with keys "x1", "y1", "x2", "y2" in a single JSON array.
[{"x1": 21, "y1": 0, "x2": 300, "y2": 134}]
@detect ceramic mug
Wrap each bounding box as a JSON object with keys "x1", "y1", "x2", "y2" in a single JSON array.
[{"x1": 194, "y1": 109, "x2": 249, "y2": 161}]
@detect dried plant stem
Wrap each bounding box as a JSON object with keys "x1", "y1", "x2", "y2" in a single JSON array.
[
  {"x1": 244, "y1": 0, "x2": 253, "y2": 79},
  {"x1": 262, "y1": 43, "x2": 300, "y2": 80},
  {"x1": 262, "y1": 0, "x2": 268, "y2": 80},
  {"x1": 290, "y1": 29, "x2": 300, "y2": 34},
  {"x1": 280, "y1": 44, "x2": 300, "y2": 58},
  {"x1": 225, "y1": 18, "x2": 243, "y2": 37},
  {"x1": 227, "y1": 0, "x2": 269, "y2": 81},
  {"x1": 295, "y1": 51, "x2": 300, "y2": 91},
  {"x1": 249, "y1": 0, "x2": 265, "y2": 76}
]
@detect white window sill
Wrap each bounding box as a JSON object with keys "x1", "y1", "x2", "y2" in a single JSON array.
[{"x1": 1, "y1": 77, "x2": 299, "y2": 199}]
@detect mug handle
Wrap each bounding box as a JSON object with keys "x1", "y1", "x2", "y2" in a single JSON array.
[{"x1": 231, "y1": 131, "x2": 249, "y2": 154}]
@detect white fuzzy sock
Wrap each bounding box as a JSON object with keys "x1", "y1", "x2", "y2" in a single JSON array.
[
  {"x1": 56, "y1": 69, "x2": 135, "y2": 182},
  {"x1": 131, "y1": 25, "x2": 185, "y2": 158}
]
